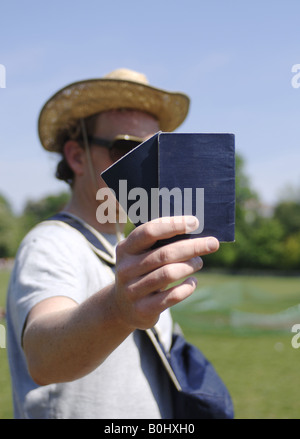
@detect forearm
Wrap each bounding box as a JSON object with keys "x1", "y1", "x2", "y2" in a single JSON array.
[{"x1": 23, "y1": 284, "x2": 133, "y2": 386}]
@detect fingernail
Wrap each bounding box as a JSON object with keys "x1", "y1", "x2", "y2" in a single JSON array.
[
  {"x1": 207, "y1": 237, "x2": 219, "y2": 251},
  {"x1": 185, "y1": 216, "x2": 199, "y2": 232},
  {"x1": 188, "y1": 277, "x2": 198, "y2": 288}
]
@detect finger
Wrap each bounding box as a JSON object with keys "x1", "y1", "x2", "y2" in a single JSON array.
[
  {"x1": 125, "y1": 257, "x2": 203, "y2": 299},
  {"x1": 121, "y1": 216, "x2": 199, "y2": 254},
  {"x1": 134, "y1": 236, "x2": 219, "y2": 276},
  {"x1": 155, "y1": 276, "x2": 198, "y2": 310},
  {"x1": 117, "y1": 236, "x2": 219, "y2": 281},
  {"x1": 137, "y1": 277, "x2": 198, "y2": 323}
]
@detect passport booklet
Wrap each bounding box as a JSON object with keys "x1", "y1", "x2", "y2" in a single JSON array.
[{"x1": 101, "y1": 132, "x2": 235, "y2": 246}]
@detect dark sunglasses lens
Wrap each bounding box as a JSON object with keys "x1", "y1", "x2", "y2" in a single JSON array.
[{"x1": 110, "y1": 139, "x2": 140, "y2": 161}]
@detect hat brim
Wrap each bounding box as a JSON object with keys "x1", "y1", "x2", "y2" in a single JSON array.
[{"x1": 38, "y1": 78, "x2": 190, "y2": 152}]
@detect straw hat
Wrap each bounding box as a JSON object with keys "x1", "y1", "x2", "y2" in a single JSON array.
[{"x1": 38, "y1": 68, "x2": 190, "y2": 152}]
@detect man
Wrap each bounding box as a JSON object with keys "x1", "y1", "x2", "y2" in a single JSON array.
[{"x1": 6, "y1": 68, "x2": 220, "y2": 419}]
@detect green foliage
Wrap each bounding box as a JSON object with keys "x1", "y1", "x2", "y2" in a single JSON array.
[
  {"x1": 235, "y1": 154, "x2": 258, "y2": 206},
  {"x1": 233, "y1": 216, "x2": 285, "y2": 269},
  {"x1": 21, "y1": 192, "x2": 70, "y2": 232},
  {"x1": 273, "y1": 201, "x2": 300, "y2": 237},
  {"x1": 19, "y1": 191, "x2": 70, "y2": 243},
  {"x1": 0, "y1": 192, "x2": 70, "y2": 258},
  {"x1": 0, "y1": 195, "x2": 19, "y2": 257},
  {"x1": 281, "y1": 231, "x2": 300, "y2": 270},
  {"x1": 206, "y1": 155, "x2": 300, "y2": 271}
]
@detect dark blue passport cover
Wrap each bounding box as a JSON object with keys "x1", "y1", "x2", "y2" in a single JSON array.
[{"x1": 101, "y1": 132, "x2": 235, "y2": 245}]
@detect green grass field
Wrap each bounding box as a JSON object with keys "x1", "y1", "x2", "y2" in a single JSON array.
[
  {"x1": 1, "y1": 269, "x2": 300, "y2": 419},
  {"x1": 0, "y1": 270, "x2": 13, "y2": 419}
]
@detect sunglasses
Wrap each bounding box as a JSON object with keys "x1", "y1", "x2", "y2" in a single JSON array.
[{"x1": 87, "y1": 134, "x2": 143, "y2": 162}]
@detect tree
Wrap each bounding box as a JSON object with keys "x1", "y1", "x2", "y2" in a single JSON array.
[
  {"x1": 19, "y1": 191, "x2": 70, "y2": 237},
  {"x1": 0, "y1": 194, "x2": 19, "y2": 257},
  {"x1": 273, "y1": 201, "x2": 300, "y2": 238},
  {"x1": 273, "y1": 200, "x2": 300, "y2": 270}
]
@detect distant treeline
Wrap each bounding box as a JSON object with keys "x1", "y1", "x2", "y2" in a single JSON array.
[{"x1": 0, "y1": 155, "x2": 299, "y2": 271}]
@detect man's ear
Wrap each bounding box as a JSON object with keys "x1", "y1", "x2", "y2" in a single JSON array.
[{"x1": 63, "y1": 141, "x2": 85, "y2": 176}]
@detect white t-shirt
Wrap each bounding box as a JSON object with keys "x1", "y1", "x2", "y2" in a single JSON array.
[{"x1": 6, "y1": 218, "x2": 174, "y2": 419}]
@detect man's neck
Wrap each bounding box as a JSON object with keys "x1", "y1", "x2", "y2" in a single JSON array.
[{"x1": 64, "y1": 197, "x2": 122, "y2": 236}]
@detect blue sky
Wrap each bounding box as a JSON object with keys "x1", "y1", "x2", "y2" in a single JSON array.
[{"x1": 0, "y1": 0, "x2": 300, "y2": 213}]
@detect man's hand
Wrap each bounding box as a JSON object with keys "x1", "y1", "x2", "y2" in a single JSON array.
[
  {"x1": 23, "y1": 215, "x2": 219, "y2": 385},
  {"x1": 113, "y1": 216, "x2": 219, "y2": 330}
]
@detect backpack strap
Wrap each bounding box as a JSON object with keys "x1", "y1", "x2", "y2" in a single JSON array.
[
  {"x1": 145, "y1": 327, "x2": 182, "y2": 391},
  {"x1": 47, "y1": 212, "x2": 116, "y2": 268}
]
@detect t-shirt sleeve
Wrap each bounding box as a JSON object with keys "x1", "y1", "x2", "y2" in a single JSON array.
[{"x1": 7, "y1": 223, "x2": 93, "y2": 345}]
